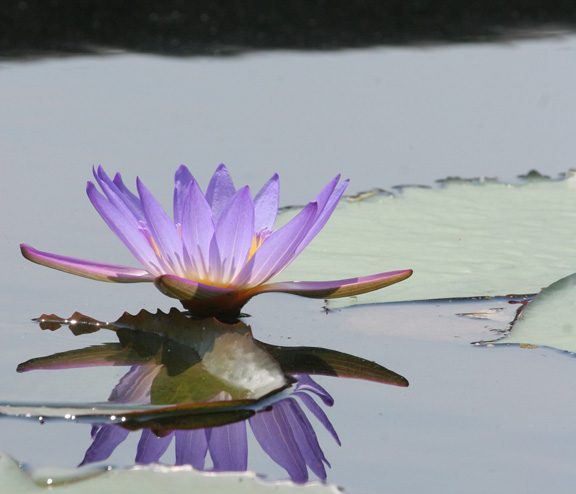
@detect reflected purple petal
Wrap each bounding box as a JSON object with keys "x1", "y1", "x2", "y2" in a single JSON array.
[
  {"x1": 175, "y1": 429, "x2": 208, "y2": 469},
  {"x1": 249, "y1": 403, "x2": 309, "y2": 483},
  {"x1": 79, "y1": 425, "x2": 130, "y2": 466},
  {"x1": 284, "y1": 398, "x2": 328, "y2": 479},
  {"x1": 136, "y1": 429, "x2": 174, "y2": 464},
  {"x1": 208, "y1": 420, "x2": 248, "y2": 471}
]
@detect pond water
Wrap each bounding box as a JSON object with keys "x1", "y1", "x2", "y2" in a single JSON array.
[{"x1": 2, "y1": 31, "x2": 576, "y2": 493}]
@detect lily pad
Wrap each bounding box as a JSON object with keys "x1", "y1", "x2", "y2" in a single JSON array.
[
  {"x1": 490, "y1": 273, "x2": 576, "y2": 353},
  {"x1": 277, "y1": 173, "x2": 576, "y2": 306},
  {"x1": 0, "y1": 453, "x2": 342, "y2": 493}
]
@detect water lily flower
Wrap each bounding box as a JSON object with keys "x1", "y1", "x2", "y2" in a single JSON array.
[{"x1": 21, "y1": 164, "x2": 412, "y2": 317}]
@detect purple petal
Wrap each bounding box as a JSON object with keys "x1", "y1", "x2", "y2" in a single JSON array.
[
  {"x1": 208, "y1": 422, "x2": 248, "y2": 471},
  {"x1": 208, "y1": 235, "x2": 223, "y2": 282},
  {"x1": 20, "y1": 244, "x2": 154, "y2": 282},
  {"x1": 173, "y1": 165, "x2": 195, "y2": 226},
  {"x1": 213, "y1": 186, "x2": 255, "y2": 284},
  {"x1": 233, "y1": 201, "x2": 318, "y2": 287},
  {"x1": 94, "y1": 166, "x2": 144, "y2": 222},
  {"x1": 252, "y1": 270, "x2": 413, "y2": 299},
  {"x1": 154, "y1": 274, "x2": 236, "y2": 300},
  {"x1": 87, "y1": 181, "x2": 162, "y2": 274},
  {"x1": 294, "y1": 392, "x2": 341, "y2": 446},
  {"x1": 249, "y1": 405, "x2": 308, "y2": 483},
  {"x1": 309, "y1": 175, "x2": 340, "y2": 216},
  {"x1": 175, "y1": 429, "x2": 209, "y2": 469},
  {"x1": 254, "y1": 174, "x2": 279, "y2": 233},
  {"x1": 205, "y1": 164, "x2": 236, "y2": 221},
  {"x1": 137, "y1": 178, "x2": 186, "y2": 276},
  {"x1": 293, "y1": 179, "x2": 349, "y2": 258},
  {"x1": 112, "y1": 171, "x2": 144, "y2": 220},
  {"x1": 283, "y1": 399, "x2": 328, "y2": 479},
  {"x1": 79, "y1": 425, "x2": 130, "y2": 466},
  {"x1": 180, "y1": 180, "x2": 215, "y2": 279},
  {"x1": 136, "y1": 429, "x2": 174, "y2": 464}
]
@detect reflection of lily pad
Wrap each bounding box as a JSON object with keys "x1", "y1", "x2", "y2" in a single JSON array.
[
  {"x1": 491, "y1": 273, "x2": 576, "y2": 353},
  {"x1": 151, "y1": 329, "x2": 286, "y2": 404},
  {"x1": 0, "y1": 453, "x2": 341, "y2": 493},
  {"x1": 277, "y1": 174, "x2": 576, "y2": 306},
  {"x1": 33, "y1": 309, "x2": 288, "y2": 402},
  {"x1": 8, "y1": 309, "x2": 409, "y2": 429}
]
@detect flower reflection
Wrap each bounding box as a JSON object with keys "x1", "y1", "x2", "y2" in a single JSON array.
[
  {"x1": 82, "y1": 374, "x2": 340, "y2": 483},
  {"x1": 21, "y1": 164, "x2": 412, "y2": 317},
  {"x1": 18, "y1": 309, "x2": 408, "y2": 483}
]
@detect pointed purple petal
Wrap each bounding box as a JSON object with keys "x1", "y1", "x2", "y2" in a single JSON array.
[
  {"x1": 208, "y1": 422, "x2": 248, "y2": 471},
  {"x1": 180, "y1": 180, "x2": 215, "y2": 279},
  {"x1": 94, "y1": 166, "x2": 144, "y2": 222},
  {"x1": 254, "y1": 174, "x2": 279, "y2": 233},
  {"x1": 137, "y1": 178, "x2": 186, "y2": 276},
  {"x1": 233, "y1": 201, "x2": 318, "y2": 287},
  {"x1": 208, "y1": 234, "x2": 223, "y2": 282},
  {"x1": 213, "y1": 186, "x2": 255, "y2": 284},
  {"x1": 79, "y1": 425, "x2": 130, "y2": 466},
  {"x1": 175, "y1": 429, "x2": 209, "y2": 469},
  {"x1": 249, "y1": 405, "x2": 308, "y2": 483},
  {"x1": 252, "y1": 270, "x2": 413, "y2": 299},
  {"x1": 112, "y1": 171, "x2": 144, "y2": 220},
  {"x1": 154, "y1": 274, "x2": 236, "y2": 300},
  {"x1": 87, "y1": 181, "x2": 162, "y2": 274},
  {"x1": 309, "y1": 175, "x2": 340, "y2": 216},
  {"x1": 136, "y1": 429, "x2": 174, "y2": 464},
  {"x1": 293, "y1": 179, "x2": 349, "y2": 258},
  {"x1": 20, "y1": 244, "x2": 154, "y2": 282},
  {"x1": 173, "y1": 165, "x2": 195, "y2": 226},
  {"x1": 205, "y1": 164, "x2": 236, "y2": 221}
]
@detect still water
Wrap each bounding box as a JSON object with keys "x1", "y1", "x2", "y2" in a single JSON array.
[{"x1": 1, "y1": 34, "x2": 576, "y2": 493}]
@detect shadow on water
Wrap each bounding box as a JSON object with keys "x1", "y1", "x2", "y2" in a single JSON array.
[
  {"x1": 2, "y1": 0, "x2": 576, "y2": 59},
  {"x1": 3, "y1": 308, "x2": 408, "y2": 483}
]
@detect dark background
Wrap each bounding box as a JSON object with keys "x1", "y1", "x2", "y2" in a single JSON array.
[{"x1": 2, "y1": 0, "x2": 576, "y2": 58}]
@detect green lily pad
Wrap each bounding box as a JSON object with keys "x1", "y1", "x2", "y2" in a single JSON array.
[
  {"x1": 277, "y1": 173, "x2": 576, "y2": 306},
  {"x1": 0, "y1": 453, "x2": 342, "y2": 493},
  {"x1": 490, "y1": 272, "x2": 576, "y2": 353}
]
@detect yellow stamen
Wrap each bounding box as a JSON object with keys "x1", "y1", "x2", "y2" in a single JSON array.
[
  {"x1": 149, "y1": 236, "x2": 162, "y2": 259},
  {"x1": 248, "y1": 234, "x2": 263, "y2": 260}
]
